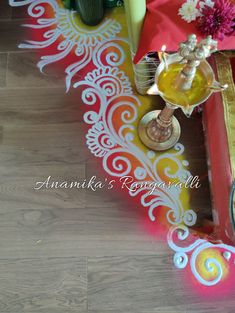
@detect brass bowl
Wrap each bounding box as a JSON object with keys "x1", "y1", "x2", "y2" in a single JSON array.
[{"x1": 148, "y1": 53, "x2": 227, "y2": 116}]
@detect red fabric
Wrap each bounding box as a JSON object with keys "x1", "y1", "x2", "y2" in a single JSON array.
[
  {"x1": 134, "y1": 0, "x2": 235, "y2": 64},
  {"x1": 203, "y1": 58, "x2": 234, "y2": 245}
]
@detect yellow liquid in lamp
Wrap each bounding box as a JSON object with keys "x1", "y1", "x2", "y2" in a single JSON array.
[{"x1": 158, "y1": 63, "x2": 209, "y2": 110}]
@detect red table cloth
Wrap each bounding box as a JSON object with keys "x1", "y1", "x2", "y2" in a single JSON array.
[{"x1": 134, "y1": 0, "x2": 235, "y2": 64}]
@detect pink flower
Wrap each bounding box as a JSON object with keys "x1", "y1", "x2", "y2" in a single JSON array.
[{"x1": 196, "y1": 0, "x2": 235, "y2": 40}]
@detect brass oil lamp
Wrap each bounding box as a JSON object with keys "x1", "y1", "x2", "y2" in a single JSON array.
[{"x1": 138, "y1": 34, "x2": 228, "y2": 151}]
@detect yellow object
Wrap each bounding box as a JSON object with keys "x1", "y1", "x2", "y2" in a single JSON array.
[
  {"x1": 215, "y1": 53, "x2": 235, "y2": 178},
  {"x1": 158, "y1": 63, "x2": 208, "y2": 108},
  {"x1": 123, "y1": 0, "x2": 146, "y2": 52},
  {"x1": 124, "y1": 0, "x2": 150, "y2": 94}
]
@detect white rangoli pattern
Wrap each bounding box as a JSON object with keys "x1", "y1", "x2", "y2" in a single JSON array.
[{"x1": 9, "y1": 0, "x2": 235, "y2": 287}]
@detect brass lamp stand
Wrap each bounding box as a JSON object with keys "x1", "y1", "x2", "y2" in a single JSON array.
[
  {"x1": 138, "y1": 34, "x2": 228, "y2": 151},
  {"x1": 138, "y1": 104, "x2": 180, "y2": 151}
]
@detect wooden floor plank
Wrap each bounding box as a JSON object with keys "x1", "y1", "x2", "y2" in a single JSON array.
[
  {"x1": 0, "y1": 19, "x2": 30, "y2": 52},
  {"x1": 87, "y1": 304, "x2": 235, "y2": 313},
  {"x1": 87, "y1": 255, "x2": 235, "y2": 312},
  {"x1": 0, "y1": 164, "x2": 86, "y2": 210},
  {"x1": 0, "y1": 0, "x2": 12, "y2": 20},
  {"x1": 0, "y1": 162, "x2": 157, "y2": 259},
  {"x1": 7, "y1": 52, "x2": 66, "y2": 88},
  {"x1": 0, "y1": 257, "x2": 87, "y2": 313},
  {"x1": 88, "y1": 255, "x2": 185, "y2": 311},
  {"x1": 0, "y1": 121, "x2": 87, "y2": 165},
  {"x1": 0, "y1": 52, "x2": 7, "y2": 87},
  {"x1": 0, "y1": 87, "x2": 83, "y2": 125}
]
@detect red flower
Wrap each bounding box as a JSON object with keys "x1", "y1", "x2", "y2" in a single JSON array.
[{"x1": 197, "y1": 0, "x2": 235, "y2": 40}]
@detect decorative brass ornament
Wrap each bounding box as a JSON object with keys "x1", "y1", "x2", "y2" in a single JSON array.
[
  {"x1": 138, "y1": 34, "x2": 228, "y2": 151},
  {"x1": 215, "y1": 51, "x2": 235, "y2": 236}
]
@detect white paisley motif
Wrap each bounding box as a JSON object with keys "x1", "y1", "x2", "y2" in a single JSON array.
[
  {"x1": 9, "y1": 0, "x2": 235, "y2": 287},
  {"x1": 86, "y1": 121, "x2": 117, "y2": 157},
  {"x1": 84, "y1": 67, "x2": 132, "y2": 96},
  {"x1": 168, "y1": 225, "x2": 235, "y2": 286}
]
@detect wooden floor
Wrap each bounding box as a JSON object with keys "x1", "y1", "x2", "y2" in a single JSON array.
[{"x1": 0, "y1": 2, "x2": 234, "y2": 312}]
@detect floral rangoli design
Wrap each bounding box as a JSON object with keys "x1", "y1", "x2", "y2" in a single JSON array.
[{"x1": 9, "y1": 0, "x2": 235, "y2": 289}]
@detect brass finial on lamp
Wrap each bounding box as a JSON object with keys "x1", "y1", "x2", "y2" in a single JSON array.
[{"x1": 138, "y1": 34, "x2": 228, "y2": 151}]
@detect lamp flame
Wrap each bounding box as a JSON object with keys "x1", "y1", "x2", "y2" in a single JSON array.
[
  {"x1": 158, "y1": 45, "x2": 168, "y2": 70},
  {"x1": 158, "y1": 45, "x2": 167, "y2": 61}
]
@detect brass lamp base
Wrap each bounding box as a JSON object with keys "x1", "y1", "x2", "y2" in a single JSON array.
[{"x1": 138, "y1": 110, "x2": 181, "y2": 151}]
